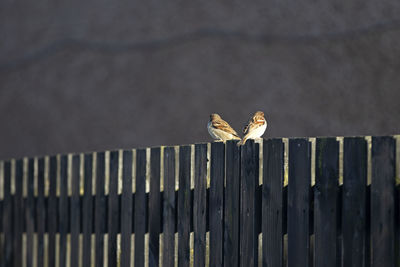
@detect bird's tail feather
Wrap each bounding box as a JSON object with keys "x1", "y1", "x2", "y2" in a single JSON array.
[{"x1": 237, "y1": 138, "x2": 247, "y2": 146}]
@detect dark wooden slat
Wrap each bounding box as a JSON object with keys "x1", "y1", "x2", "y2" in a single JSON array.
[
  {"x1": 178, "y1": 146, "x2": 191, "y2": 267},
  {"x1": 70, "y1": 155, "x2": 80, "y2": 267},
  {"x1": 108, "y1": 151, "x2": 119, "y2": 266},
  {"x1": 396, "y1": 185, "x2": 400, "y2": 267},
  {"x1": 371, "y1": 136, "x2": 396, "y2": 267},
  {"x1": 2, "y1": 161, "x2": 13, "y2": 266},
  {"x1": 163, "y1": 147, "x2": 176, "y2": 267},
  {"x1": 224, "y1": 140, "x2": 241, "y2": 267},
  {"x1": 120, "y1": 150, "x2": 133, "y2": 267},
  {"x1": 194, "y1": 144, "x2": 207, "y2": 267},
  {"x1": 262, "y1": 139, "x2": 284, "y2": 267},
  {"x1": 209, "y1": 142, "x2": 225, "y2": 267},
  {"x1": 314, "y1": 138, "x2": 339, "y2": 267},
  {"x1": 148, "y1": 148, "x2": 161, "y2": 267},
  {"x1": 135, "y1": 149, "x2": 147, "y2": 266},
  {"x1": 48, "y1": 156, "x2": 57, "y2": 267},
  {"x1": 82, "y1": 154, "x2": 93, "y2": 267},
  {"x1": 240, "y1": 140, "x2": 259, "y2": 267},
  {"x1": 342, "y1": 137, "x2": 367, "y2": 267},
  {"x1": 13, "y1": 159, "x2": 23, "y2": 267},
  {"x1": 287, "y1": 139, "x2": 311, "y2": 267},
  {"x1": 36, "y1": 158, "x2": 45, "y2": 267},
  {"x1": 282, "y1": 186, "x2": 287, "y2": 235},
  {"x1": 0, "y1": 201, "x2": 2, "y2": 265},
  {"x1": 95, "y1": 152, "x2": 106, "y2": 267},
  {"x1": 59, "y1": 155, "x2": 68, "y2": 267},
  {"x1": 0, "y1": 198, "x2": 2, "y2": 234},
  {"x1": 26, "y1": 159, "x2": 35, "y2": 267},
  {"x1": 0, "y1": 197, "x2": 1, "y2": 234}
]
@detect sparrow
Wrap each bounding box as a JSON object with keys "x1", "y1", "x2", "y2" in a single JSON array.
[
  {"x1": 238, "y1": 111, "x2": 267, "y2": 145},
  {"x1": 207, "y1": 113, "x2": 241, "y2": 142}
]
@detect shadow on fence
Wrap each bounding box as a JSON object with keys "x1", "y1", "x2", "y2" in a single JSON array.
[{"x1": 0, "y1": 136, "x2": 399, "y2": 267}]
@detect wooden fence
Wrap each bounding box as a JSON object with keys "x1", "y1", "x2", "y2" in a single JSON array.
[{"x1": 0, "y1": 136, "x2": 399, "y2": 267}]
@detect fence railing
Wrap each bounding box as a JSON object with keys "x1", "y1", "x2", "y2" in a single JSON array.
[{"x1": 0, "y1": 136, "x2": 399, "y2": 267}]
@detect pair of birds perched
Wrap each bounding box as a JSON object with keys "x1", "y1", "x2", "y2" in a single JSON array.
[{"x1": 208, "y1": 111, "x2": 267, "y2": 145}]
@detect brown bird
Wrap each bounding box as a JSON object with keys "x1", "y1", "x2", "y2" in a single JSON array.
[
  {"x1": 207, "y1": 114, "x2": 241, "y2": 142},
  {"x1": 238, "y1": 111, "x2": 267, "y2": 145}
]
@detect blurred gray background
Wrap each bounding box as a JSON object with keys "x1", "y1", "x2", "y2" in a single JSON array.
[{"x1": 1, "y1": 1, "x2": 400, "y2": 159}]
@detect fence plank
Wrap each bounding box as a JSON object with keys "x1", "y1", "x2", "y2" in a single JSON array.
[
  {"x1": 48, "y1": 156, "x2": 57, "y2": 267},
  {"x1": 314, "y1": 138, "x2": 339, "y2": 267},
  {"x1": 59, "y1": 155, "x2": 68, "y2": 267},
  {"x1": 13, "y1": 159, "x2": 23, "y2": 267},
  {"x1": 120, "y1": 150, "x2": 133, "y2": 267},
  {"x1": 240, "y1": 140, "x2": 259, "y2": 267},
  {"x1": 371, "y1": 136, "x2": 396, "y2": 266},
  {"x1": 342, "y1": 137, "x2": 367, "y2": 267},
  {"x1": 135, "y1": 149, "x2": 147, "y2": 266},
  {"x1": 70, "y1": 155, "x2": 80, "y2": 267},
  {"x1": 224, "y1": 140, "x2": 241, "y2": 267},
  {"x1": 108, "y1": 151, "x2": 119, "y2": 266},
  {"x1": 287, "y1": 139, "x2": 311, "y2": 267},
  {"x1": 2, "y1": 161, "x2": 12, "y2": 266},
  {"x1": 262, "y1": 139, "x2": 284, "y2": 267},
  {"x1": 36, "y1": 158, "x2": 45, "y2": 267},
  {"x1": 0, "y1": 167, "x2": 1, "y2": 262},
  {"x1": 178, "y1": 145, "x2": 191, "y2": 267},
  {"x1": 210, "y1": 142, "x2": 225, "y2": 267},
  {"x1": 95, "y1": 152, "x2": 106, "y2": 267},
  {"x1": 26, "y1": 159, "x2": 35, "y2": 267},
  {"x1": 82, "y1": 154, "x2": 93, "y2": 267},
  {"x1": 194, "y1": 144, "x2": 207, "y2": 267},
  {"x1": 149, "y1": 147, "x2": 161, "y2": 267},
  {"x1": 396, "y1": 184, "x2": 400, "y2": 267},
  {"x1": 163, "y1": 147, "x2": 176, "y2": 267}
]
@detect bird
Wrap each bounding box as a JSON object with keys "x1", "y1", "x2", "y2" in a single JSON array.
[
  {"x1": 207, "y1": 113, "x2": 241, "y2": 142},
  {"x1": 238, "y1": 111, "x2": 267, "y2": 145}
]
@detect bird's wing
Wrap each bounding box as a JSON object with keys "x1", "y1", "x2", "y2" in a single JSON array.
[
  {"x1": 243, "y1": 121, "x2": 250, "y2": 134},
  {"x1": 212, "y1": 119, "x2": 240, "y2": 137},
  {"x1": 243, "y1": 117, "x2": 255, "y2": 134},
  {"x1": 244, "y1": 120, "x2": 264, "y2": 135}
]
